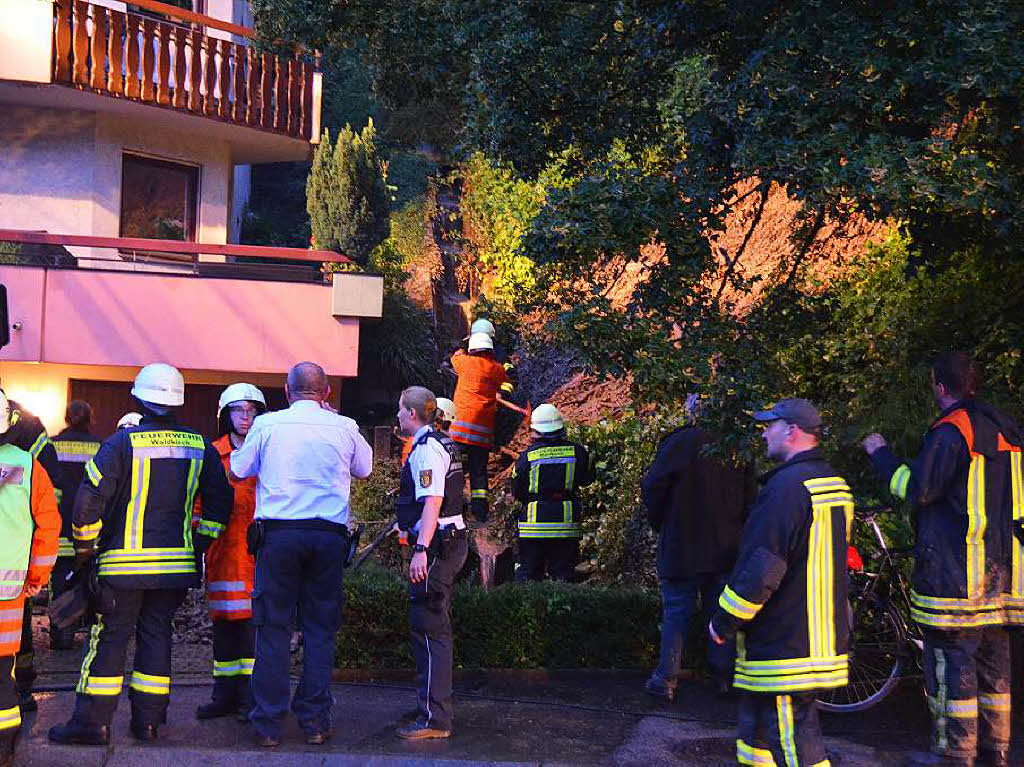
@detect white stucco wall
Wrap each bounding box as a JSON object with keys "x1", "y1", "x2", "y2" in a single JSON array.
[{"x1": 0, "y1": 105, "x2": 233, "y2": 255}]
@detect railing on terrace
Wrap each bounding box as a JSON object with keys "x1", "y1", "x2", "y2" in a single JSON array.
[
  {"x1": 0, "y1": 230, "x2": 348, "y2": 284},
  {"x1": 51, "y1": 0, "x2": 318, "y2": 140}
]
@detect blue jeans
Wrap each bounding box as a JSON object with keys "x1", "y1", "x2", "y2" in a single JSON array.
[
  {"x1": 250, "y1": 527, "x2": 346, "y2": 739},
  {"x1": 651, "y1": 574, "x2": 734, "y2": 688}
]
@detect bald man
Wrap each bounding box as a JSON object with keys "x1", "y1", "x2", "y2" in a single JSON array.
[{"x1": 231, "y1": 362, "x2": 373, "y2": 747}]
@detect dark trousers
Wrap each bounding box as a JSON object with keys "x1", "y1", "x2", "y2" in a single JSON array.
[
  {"x1": 464, "y1": 445, "x2": 489, "y2": 520},
  {"x1": 516, "y1": 537, "x2": 579, "y2": 582},
  {"x1": 210, "y1": 618, "x2": 255, "y2": 705},
  {"x1": 71, "y1": 586, "x2": 187, "y2": 727},
  {"x1": 15, "y1": 602, "x2": 34, "y2": 696},
  {"x1": 0, "y1": 656, "x2": 20, "y2": 743},
  {"x1": 922, "y1": 626, "x2": 1011, "y2": 760},
  {"x1": 651, "y1": 574, "x2": 735, "y2": 689},
  {"x1": 251, "y1": 527, "x2": 346, "y2": 739},
  {"x1": 410, "y1": 533, "x2": 468, "y2": 732},
  {"x1": 49, "y1": 556, "x2": 78, "y2": 646},
  {"x1": 737, "y1": 691, "x2": 828, "y2": 766}
]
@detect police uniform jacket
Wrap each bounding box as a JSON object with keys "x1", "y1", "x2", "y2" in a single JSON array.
[
  {"x1": 511, "y1": 434, "x2": 594, "y2": 539},
  {"x1": 870, "y1": 399, "x2": 1022, "y2": 628},
  {"x1": 73, "y1": 414, "x2": 233, "y2": 589},
  {"x1": 395, "y1": 427, "x2": 464, "y2": 532},
  {"x1": 711, "y1": 449, "x2": 852, "y2": 693},
  {"x1": 52, "y1": 427, "x2": 101, "y2": 558}
]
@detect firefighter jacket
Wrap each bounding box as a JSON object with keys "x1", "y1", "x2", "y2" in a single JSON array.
[
  {"x1": 511, "y1": 434, "x2": 594, "y2": 539},
  {"x1": 0, "y1": 443, "x2": 60, "y2": 654},
  {"x1": 870, "y1": 398, "x2": 1021, "y2": 628},
  {"x1": 395, "y1": 429, "x2": 464, "y2": 532},
  {"x1": 194, "y1": 435, "x2": 256, "y2": 620},
  {"x1": 711, "y1": 449, "x2": 852, "y2": 693},
  {"x1": 73, "y1": 415, "x2": 233, "y2": 589},
  {"x1": 449, "y1": 350, "x2": 512, "y2": 449},
  {"x1": 52, "y1": 428, "x2": 101, "y2": 560}
]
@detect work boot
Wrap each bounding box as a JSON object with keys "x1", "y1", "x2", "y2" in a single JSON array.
[
  {"x1": 130, "y1": 721, "x2": 158, "y2": 741},
  {"x1": 643, "y1": 676, "x2": 675, "y2": 703},
  {"x1": 17, "y1": 691, "x2": 36, "y2": 713},
  {"x1": 48, "y1": 721, "x2": 110, "y2": 746},
  {"x1": 196, "y1": 677, "x2": 237, "y2": 720},
  {"x1": 396, "y1": 719, "x2": 451, "y2": 740}
]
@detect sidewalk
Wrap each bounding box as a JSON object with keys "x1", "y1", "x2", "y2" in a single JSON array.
[{"x1": 16, "y1": 669, "x2": 985, "y2": 766}]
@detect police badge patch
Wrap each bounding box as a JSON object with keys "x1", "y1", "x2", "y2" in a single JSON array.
[{"x1": 419, "y1": 470, "x2": 432, "y2": 488}]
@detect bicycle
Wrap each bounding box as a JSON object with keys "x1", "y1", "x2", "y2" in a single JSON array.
[{"x1": 816, "y1": 506, "x2": 924, "y2": 713}]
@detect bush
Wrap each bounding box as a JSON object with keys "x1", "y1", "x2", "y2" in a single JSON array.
[{"x1": 336, "y1": 566, "x2": 660, "y2": 669}]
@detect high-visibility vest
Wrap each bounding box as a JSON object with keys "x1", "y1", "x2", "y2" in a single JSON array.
[{"x1": 0, "y1": 445, "x2": 34, "y2": 600}]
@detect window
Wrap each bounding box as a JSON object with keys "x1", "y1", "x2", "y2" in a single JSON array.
[{"x1": 120, "y1": 154, "x2": 199, "y2": 242}]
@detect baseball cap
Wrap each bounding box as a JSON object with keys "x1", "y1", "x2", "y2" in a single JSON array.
[{"x1": 753, "y1": 398, "x2": 822, "y2": 431}]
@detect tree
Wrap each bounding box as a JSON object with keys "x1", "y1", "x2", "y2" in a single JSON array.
[{"x1": 306, "y1": 120, "x2": 389, "y2": 263}]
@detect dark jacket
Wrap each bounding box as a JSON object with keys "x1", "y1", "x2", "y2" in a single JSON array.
[
  {"x1": 711, "y1": 449, "x2": 852, "y2": 693},
  {"x1": 870, "y1": 398, "x2": 1021, "y2": 627},
  {"x1": 641, "y1": 426, "x2": 750, "y2": 579},
  {"x1": 72, "y1": 414, "x2": 233, "y2": 589},
  {"x1": 512, "y1": 433, "x2": 594, "y2": 539},
  {"x1": 52, "y1": 427, "x2": 102, "y2": 549}
]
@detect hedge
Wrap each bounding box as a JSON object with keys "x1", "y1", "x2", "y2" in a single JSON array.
[{"x1": 335, "y1": 566, "x2": 663, "y2": 670}]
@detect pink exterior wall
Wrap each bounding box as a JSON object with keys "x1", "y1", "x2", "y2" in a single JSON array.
[{"x1": 0, "y1": 267, "x2": 359, "y2": 376}]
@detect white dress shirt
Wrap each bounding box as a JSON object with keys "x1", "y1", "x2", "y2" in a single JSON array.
[{"x1": 230, "y1": 399, "x2": 373, "y2": 525}]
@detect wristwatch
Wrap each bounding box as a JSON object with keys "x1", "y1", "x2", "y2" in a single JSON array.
[{"x1": 413, "y1": 543, "x2": 428, "y2": 553}]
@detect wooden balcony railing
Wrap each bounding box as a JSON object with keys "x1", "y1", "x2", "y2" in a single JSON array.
[{"x1": 51, "y1": 0, "x2": 317, "y2": 140}]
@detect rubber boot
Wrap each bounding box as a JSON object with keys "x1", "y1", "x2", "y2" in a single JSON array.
[
  {"x1": 196, "y1": 676, "x2": 237, "y2": 720},
  {"x1": 47, "y1": 720, "x2": 110, "y2": 746},
  {"x1": 235, "y1": 676, "x2": 254, "y2": 723}
]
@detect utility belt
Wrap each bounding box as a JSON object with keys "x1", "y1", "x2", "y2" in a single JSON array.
[
  {"x1": 430, "y1": 523, "x2": 468, "y2": 560},
  {"x1": 247, "y1": 517, "x2": 350, "y2": 555}
]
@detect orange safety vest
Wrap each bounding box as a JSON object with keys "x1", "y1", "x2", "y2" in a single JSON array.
[
  {"x1": 196, "y1": 435, "x2": 256, "y2": 621},
  {"x1": 449, "y1": 350, "x2": 510, "y2": 449}
]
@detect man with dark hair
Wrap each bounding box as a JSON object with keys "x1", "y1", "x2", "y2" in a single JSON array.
[
  {"x1": 50, "y1": 400, "x2": 101, "y2": 649},
  {"x1": 394, "y1": 386, "x2": 468, "y2": 739},
  {"x1": 641, "y1": 395, "x2": 750, "y2": 702},
  {"x1": 863, "y1": 353, "x2": 1020, "y2": 767},
  {"x1": 231, "y1": 362, "x2": 372, "y2": 747},
  {"x1": 710, "y1": 399, "x2": 851, "y2": 767}
]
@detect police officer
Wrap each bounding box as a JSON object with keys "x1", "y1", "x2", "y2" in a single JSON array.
[
  {"x1": 511, "y1": 404, "x2": 594, "y2": 581},
  {"x1": 50, "y1": 400, "x2": 101, "y2": 649},
  {"x1": 0, "y1": 395, "x2": 62, "y2": 712},
  {"x1": 195, "y1": 384, "x2": 265, "y2": 721},
  {"x1": 49, "y1": 363, "x2": 233, "y2": 745},
  {"x1": 395, "y1": 386, "x2": 468, "y2": 740},
  {"x1": 863, "y1": 353, "x2": 1018, "y2": 767},
  {"x1": 0, "y1": 389, "x2": 60, "y2": 767},
  {"x1": 710, "y1": 399, "x2": 852, "y2": 767}
]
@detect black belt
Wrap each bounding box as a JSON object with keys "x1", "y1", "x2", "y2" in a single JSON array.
[{"x1": 261, "y1": 518, "x2": 349, "y2": 537}]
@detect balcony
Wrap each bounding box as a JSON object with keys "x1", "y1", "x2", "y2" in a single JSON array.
[{"x1": 0, "y1": 0, "x2": 321, "y2": 161}]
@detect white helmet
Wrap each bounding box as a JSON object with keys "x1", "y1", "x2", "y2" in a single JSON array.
[
  {"x1": 131, "y1": 363, "x2": 185, "y2": 407},
  {"x1": 116, "y1": 412, "x2": 143, "y2": 429},
  {"x1": 468, "y1": 332, "x2": 494, "y2": 352},
  {"x1": 471, "y1": 318, "x2": 495, "y2": 337},
  {"x1": 218, "y1": 383, "x2": 266, "y2": 418},
  {"x1": 435, "y1": 397, "x2": 456, "y2": 423},
  {"x1": 531, "y1": 403, "x2": 564, "y2": 433},
  {"x1": 0, "y1": 389, "x2": 9, "y2": 435}
]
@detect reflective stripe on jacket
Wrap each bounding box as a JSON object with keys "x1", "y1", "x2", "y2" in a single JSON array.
[
  {"x1": 52, "y1": 428, "x2": 101, "y2": 551},
  {"x1": 511, "y1": 436, "x2": 594, "y2": 539},
  {"x1": 73, "y1": 416, "x2": 233, "y2": 589},
  {"x1": 450, "y1": 350, "x2": 510, "y2": 448},
  {"x1": 711, "y1": 450, "x2": 852, "y2": 693},
  {"x1": 197, "y1": 435, "x2": 255, "y2": 620}
]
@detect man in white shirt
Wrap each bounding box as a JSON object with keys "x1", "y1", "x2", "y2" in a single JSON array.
[{"x1": 230, "y1": 362, "x2": 372, "y2": 747}]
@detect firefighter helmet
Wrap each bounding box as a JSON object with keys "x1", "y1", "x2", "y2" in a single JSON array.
[
  {"x1": 217, "y1": 383, "x2": 267, "y2": 418},
  {"x1": 131, "y1": 363, "x2": 185, "y2": 407},
  {"x1": 530, "y1": 403, "x2": 564, "y2": 433},
  {"x1": 470, "y1": 318, "x2": 495, "y2": 337},
  {"x1": 116, "y1": 412, "x2": 143, "y2": 429},
  {"x1": 468, "y1": 332, "x2": 494, "y2": 352},
  {"x1": 435, "y1": 397, "x2": 456, "y2": 423}
]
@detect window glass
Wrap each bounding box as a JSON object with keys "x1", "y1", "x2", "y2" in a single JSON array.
[{"x1": 120, "y1": 154, "x2": 199, "y2": 242}]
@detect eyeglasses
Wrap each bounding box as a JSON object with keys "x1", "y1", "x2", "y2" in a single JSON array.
[{"x1": 228, "y1": 405, "x2": 259, "y2": 418}]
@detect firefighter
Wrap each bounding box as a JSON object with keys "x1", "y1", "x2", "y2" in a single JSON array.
[
  {"x1": 195, "y1": 383, "x2": 265, "y2": 721},
  {"x1": 510, "y1": 404, "x2": 594, "y2": 581},
  {"x1": 394, "y1": 386, "x2": 468, "y2": 740},
  {"x1": 50, "y1": 400, "x2": 101, "y2": 649},
  {"x1": 450, "y1": 332, "x2": 513, "y2": 521},
  {"x1": 862, "y1": 353, "x2": 1018, "y2": 767},
  {"x1": 709, "y1": 399, "x2": 851, "y2": 767},
  {"x1": 116, "y1": 412, "x2": 142, "y2": 430},
  {"x1": 49, "y1": 363, "x2": 233, "y2": 745},
  {"x1": 0, "y1": 389, "x2": 60, "y2": 767},
  {"x1": 1, "y1": 397, "x2": 63, "y2": 712}
]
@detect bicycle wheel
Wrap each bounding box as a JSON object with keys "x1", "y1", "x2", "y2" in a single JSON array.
[{"x1": 816, "y1": 592, "x2": 906, "y2": 713}]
